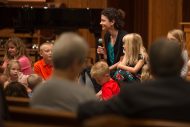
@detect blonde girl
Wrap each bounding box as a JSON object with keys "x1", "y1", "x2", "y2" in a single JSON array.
[
  {"x1": 114, "y1": 33, "x2": 144, "y2": 82},
  {"x1": 141, "y1": 64, "x2": 151, "y2": 81},
  {"x1": 4, "y1": 60, "x2": 29, "y2": 88},
  {"x1": 167, "y1": 29, "x2": 188, "y2": 77},
  {"x1": 2, "y1": 37, "x2": 33, "y2": 75}
]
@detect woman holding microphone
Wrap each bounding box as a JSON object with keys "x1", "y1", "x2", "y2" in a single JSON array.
[{"x1": 97, "y1": 8, "x2": 127, "y2": 74}]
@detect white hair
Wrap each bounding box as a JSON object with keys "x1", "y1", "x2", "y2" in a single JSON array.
[{"x1": 52, "y1": 32, "x2": 89, "y2": 70}]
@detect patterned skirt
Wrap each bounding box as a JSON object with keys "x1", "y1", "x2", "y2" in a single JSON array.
[{"x1": 113, "y1": 69, "x2": 141, "y2": 83}]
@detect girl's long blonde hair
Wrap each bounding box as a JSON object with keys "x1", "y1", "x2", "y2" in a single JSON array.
[
  {"x1": 122, "y1": 33, "x2": 142, "y2": 65},
  {"x1": 167, "y1": 29, "x2": 186, "y2": 50}
]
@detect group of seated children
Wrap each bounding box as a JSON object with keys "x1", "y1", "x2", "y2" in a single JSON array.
[
  {"x1": 1, "y1": 29, "x2": 189, "y2": 102},
  {"x1": 0, "y1": 37, "x2": 46, "y2": 98}
]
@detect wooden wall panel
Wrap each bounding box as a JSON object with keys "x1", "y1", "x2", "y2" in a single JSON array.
[
  {"x1": 53, "y1": 0, "x2": 107, "y2": 8},
  {"x1": 180, "y1": 23, "x2": 190, "y2": 58},
  {"x1": 148, "y1": 0, "x2": 182, "y2": 46},
  {"x1": 67, "y1": 0, "x2": 87, "y2": 8},
  {"x1": 183, "y1": 0, "x2": 190, "y2": 21},
  {"x1": 184, "y1": 24, "x2": 190, "y2": 57},
  {"x1": 53, "y1": 0, "x2": 68, "y2": 7},
  {"x1": 133, "y1": 0, "x2": 148, "y2": 48},
  {"x1": 87, "y1": 0, "x2": 107, "y2": 8}
]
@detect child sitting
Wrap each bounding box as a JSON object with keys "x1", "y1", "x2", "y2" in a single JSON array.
[
  {"x1": 4, "y1": 81, "x2": 28, "y2": 98},
  {"x1": 4, "y1": 60, "x2": 29, "y2": 90},
  {"x1": 27, "y1": 74, "x2": 43, "y2": 91},
  {"x1": 90, "y1": 61, "x2": 120, "y2": 101},
  {"x1": 27, "y1": 74, "x2": 43, "y2": 97},
  {"x1": 114, "y1": 33, "x2": 145, "y2": 83},
  {"x1": 2, "y1": 37, "x2": 33, "y2": 75}
]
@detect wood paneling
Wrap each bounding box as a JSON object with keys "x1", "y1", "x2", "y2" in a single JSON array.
[
  {"x1": 8, "y1": 0, "x2": 45, "y2": 2},
  {"x1": 53, "y1": 0, "x2": 67, "y2": 7},
  {"x1": 54, "y1": 0, "x2": 107, "y2": 8},
  {"x1": 67, "y1": 0, "x2": 88, "y2": 8},
  {"x1": 148, "y1": 0, "x2": 182, "y2": 46},
  {"x1": 183, "y1": 0, "x2": 190, "y2": 22},
  {"x1": 133, "y1": 0, "x2": 148, "y2": 48},
  {"x1": 87, "y1": 0, "x2": 107, "y2": 8},
  {"x1": 181, "y1": 23, "x2": 190, "y2": 57}
]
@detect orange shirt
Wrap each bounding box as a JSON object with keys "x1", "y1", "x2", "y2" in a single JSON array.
[{"x1": 34, "y1": 59, "x2": 53, "y2": 80}]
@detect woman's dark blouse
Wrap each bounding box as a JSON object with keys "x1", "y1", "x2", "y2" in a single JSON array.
[{"x1": 104, "y1": 30, "x2": 127, "y2": 66}]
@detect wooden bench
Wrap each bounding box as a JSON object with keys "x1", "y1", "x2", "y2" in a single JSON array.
[
  {"x1": 4, "y1": 121, "x2": 64, "y2": 127},
  {"x1": 7, "y1": 106, "x2": 80, "y2": 126},
  {"x1": 6, "y1": 96, "x2": 30, "y2": 107},
  {"x1": 84, "y1": 115, "x2": 190, "y2": 127}
]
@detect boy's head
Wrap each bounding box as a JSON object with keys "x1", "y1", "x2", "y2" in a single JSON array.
[
  {"x1": 90, "y1": 61, "x2": 110, "y2": 85},
  {"x1": 27, "y1": 74, "x2": 43, "y2": 90},
  {"x1": 39, "y1": 42, "x2": 53, "y2": 63}
]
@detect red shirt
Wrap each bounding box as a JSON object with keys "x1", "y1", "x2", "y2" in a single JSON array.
[
  {"x1": 34, "y1": 59, "x2": 53, "y2": 80},
  {"x1": 102, "y1": 79, "x2": 120, "y2": 101}
]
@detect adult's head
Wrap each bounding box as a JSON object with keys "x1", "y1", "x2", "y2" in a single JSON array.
[
  {"x1": 149, "y1": 38, "x2": 183, "y2": 77},
  {"x1": 39, "y1": 42, "x2": 53, "y2": 64},
  {"x1": 167, "y1": 29, "x2": 185, "y2": 50},
  {"x1": 52, "y1": 32, "x2": 88, "y2": 80},
  {"x1": 100, "y1": 8, "x2": 125, "y2": 31}
]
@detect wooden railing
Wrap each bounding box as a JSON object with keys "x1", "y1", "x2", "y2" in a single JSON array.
[
  {"x1": 84, "y1": 115, "x2": 190, "y2": 127},
  {"x1": 6, "y1": 96, "x2": 30, "y2": 107},
  {"x1": 6, "y1": 106, "x2": 79, "y2": 126}
]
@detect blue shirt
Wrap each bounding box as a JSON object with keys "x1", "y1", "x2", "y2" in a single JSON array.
[{"x1": 107, "y1": 42, "x2": 114, "y2": 65}]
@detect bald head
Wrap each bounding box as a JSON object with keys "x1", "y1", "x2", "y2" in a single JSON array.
[
  {"x1": 149, "y1": 38, "x2": 183, "y2": 77},
  {"x1": 52, "y1": 32, "x2": 88, "y2": 70}
]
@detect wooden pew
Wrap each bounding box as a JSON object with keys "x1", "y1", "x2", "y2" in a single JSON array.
[
  {"x1": 7, "y1": 106, "x2": 80, "y2": 127},
  {"x1": 6, "y1": 96, "x2": 30, "y2": 107},
  {"x1": 83, "y1": 115, "x2": 190, "y2": 127},
  {"x1": 4, "y1": 121, "x2": 63, "y2": 127}
]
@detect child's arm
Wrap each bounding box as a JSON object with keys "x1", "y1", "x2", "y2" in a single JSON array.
[
  {"x1": 102, "y1": 88, "x2": 114, "y2": 101},
  {"x1": 117, "y1": 59, "x2": 144, "y2": 74},
  {"x1": 109, "y1": 62, "x2": 119, "y2": 70},
  {"x1": 109, "y1": 56, "x2": 124, "y2": 70},
  {"x1": 96, "y1": 90, "x2": 102, "y2": 99}
]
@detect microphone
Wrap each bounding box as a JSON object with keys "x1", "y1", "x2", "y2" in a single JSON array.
[
  {"x1": 98, "y1": 38, "x2": 104, "y2": 60},
  {"x1": 98, "y1": 38, "x2": 103, "y2": 47}
]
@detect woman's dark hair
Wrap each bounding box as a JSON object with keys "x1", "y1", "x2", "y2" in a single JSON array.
[
  {"x1": 4, "y1": 81, "x2": 28, "y2": 98},
  {"x1": 101, "y1": 8, "x2": 125, "y2": 30}
]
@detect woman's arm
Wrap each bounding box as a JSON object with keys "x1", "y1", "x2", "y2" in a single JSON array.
[{"x1": 117, "y1": 59, "x2": 144, "y2": 74}]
